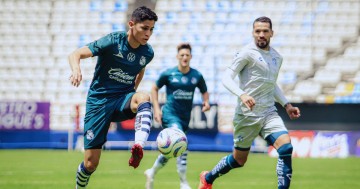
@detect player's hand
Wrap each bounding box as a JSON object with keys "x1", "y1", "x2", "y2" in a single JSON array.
[
  {"x1": 202, "y1": 101, "x2": 210, "y2": 112},
  {"x1": 285, "y1": 104, "x2": 301, "y2": 120},
  {"x1": 154, "y1": 111, "x2": 162, "y2": 125},
  {"x1": 240, "y1": 94, "x2": 256, "y2": 111},
  {"x1": 70, "y1": 70, "x2": 82, "y2": 87}
]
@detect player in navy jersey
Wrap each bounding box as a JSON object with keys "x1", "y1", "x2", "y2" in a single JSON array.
[
  {"x1": 68, "y1": 6, "x2": 158, "y2": 189},
  {"x1": 198, "y1": 17, "x2": 301, "y2": 189},
  {"x1": 144, "y1": 43, "x2": 210, "y2": 189}
]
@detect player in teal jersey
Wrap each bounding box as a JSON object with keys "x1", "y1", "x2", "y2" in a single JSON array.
[
  {"x1": 144, "y1": 43, "x2": 210, "y2": 189},
  {"x1": 198, "y1": 17, "x2": 300, "y2": 189},
  {"x1": 68, "y1": 6, "x2": 158, "y2": 189}
]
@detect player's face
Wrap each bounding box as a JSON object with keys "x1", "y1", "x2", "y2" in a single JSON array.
[
  {"x1": 177, "y1": 49, "x2": 192, "y2": 68},
  {"x1": 129, "y1": 20, "x2": 155, "y2": 46},
  {"x1": 252, "y1": 22, "x2": 273, "y2": 50}
]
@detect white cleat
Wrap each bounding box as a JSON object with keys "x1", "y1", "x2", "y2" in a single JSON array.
[
  {"x1": 180, "y1": 182, "x2": 192, "y2": 189},
  {"x1": 144, "y1": 169, "x2": 154, "y2": 189}
]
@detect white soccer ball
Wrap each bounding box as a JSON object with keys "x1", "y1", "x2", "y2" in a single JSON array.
[{"x1": 156, "y1": 128, "x2": 188, "y2": 158}]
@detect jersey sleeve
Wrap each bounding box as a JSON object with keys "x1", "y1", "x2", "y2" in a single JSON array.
[
  {"x1": 86, "y1": 33, "x2": 115, "y2": 56},
  {"x1": 155, "y1": 70, "x2": 168, "y2": 88},
  {"x1": 228, "y1": 50, "x2": 249, "y2": 73},
  {"x1": 197, "y1": 73, "x2": 207, "y2": 93}
]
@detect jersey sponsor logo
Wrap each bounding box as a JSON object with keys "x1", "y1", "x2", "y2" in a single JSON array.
[
  {"x1": 127, "y1": 52, "x2": 136, "y2": 62},
  {"x1": 191, "y1": 77, "x2": 197, "y2": 84},
  {"x1": 181, "y1": 76, "x2": 188, "y2": 83},
  {"x1": 173, "y1": 89, "x2": 193, "y2": 100},
  {"x1": 108, "y1": 68, "x2": 135, "y2": 84},
  {"x1": 86, "y1": 130, "x2": 94, "y2": 140},
  {"x1": 139, "y1": 56, "x2": 146, "y2": 66}
]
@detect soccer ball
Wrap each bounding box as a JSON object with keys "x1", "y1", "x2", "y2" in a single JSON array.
[{"x1": 156, "y1": 128, "x2": 188, "y2": 158}]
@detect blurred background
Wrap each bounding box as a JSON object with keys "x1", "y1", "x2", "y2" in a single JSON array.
[{"x1": 0, "y1": 0, "x2": 359, "y2": 158}]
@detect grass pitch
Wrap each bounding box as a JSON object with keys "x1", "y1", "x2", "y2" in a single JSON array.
[{"x1": 0, "y1": 150, "x2": 359, "y2": 189}]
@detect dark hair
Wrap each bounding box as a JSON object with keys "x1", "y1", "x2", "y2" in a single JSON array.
[
  {"x1": 131, "y1": 6, "x2": 158, "y2": 23},
  {"x1": 253, "y1": 16, "x2": 272, "y2": 29},
  {"x1": 177, "y1": 43, "x2": 192, "y2": 53}
]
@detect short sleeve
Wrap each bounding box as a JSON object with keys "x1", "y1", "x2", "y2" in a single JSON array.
[
  {"x1": 197, "y1": 73, "x2": 207, "y2": 93},
  {"x1": 155, "y1": 71, "x2": 168, "y2": 89},
  {"x1": 87, "y1": 33, "x2": 115, "y2": 56}
]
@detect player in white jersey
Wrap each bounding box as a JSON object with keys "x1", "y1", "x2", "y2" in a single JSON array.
[{"x1": 198, "y1": 16, "x2": 301, "y2": 189}]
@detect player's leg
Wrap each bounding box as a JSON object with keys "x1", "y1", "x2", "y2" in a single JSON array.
[
  {"x1": 121, "y1": 92, "x2": 152, "y2": 168},
  {"x1": 198, "y1": 115, "x2": 261, "y2": 189},
  {"x1": 75, "y1": 102, "x2": 112, "y2": 189},
  {"x1": 144, "y1": 154, "x2": 170, "y2": 189},
  {"x1": 177, "y1": 151, "x2": 191, "y2": 189},
  {"x1": 144, "y1": 121, "x2": 181, "y2": 189},
  {"x1": 262, "y1": 112, "x2": 293, "y2": 189},
  {"x1": 266, "y1": 132, "x2": 292, "y2": 189},
  {"x1": 76, "y1": 149, "x2": 101, "y2": 189}
]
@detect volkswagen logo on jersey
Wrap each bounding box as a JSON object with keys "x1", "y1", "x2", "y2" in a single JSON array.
[
  {"x1": 139, "y1": 56, "x2": 146, "y2": 66},
  {"x1": 127, "y1": 52, "x2": 136, "y2": 62}
]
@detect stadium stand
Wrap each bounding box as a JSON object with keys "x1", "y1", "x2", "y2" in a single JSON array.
[{"x1": 0, "y1": 0, "x2": 359, "y2": 131}]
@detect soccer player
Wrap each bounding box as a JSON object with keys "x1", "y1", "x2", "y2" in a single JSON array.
[
  {"x1": 198, "y1": 16, "x2": 301, "y2": 189},
  {"x1": 68, "y1": 6, "x2": 158, "y2": 189},
  {"x1": 144, "y1": 43, "x2": 210, "y2": 189}
]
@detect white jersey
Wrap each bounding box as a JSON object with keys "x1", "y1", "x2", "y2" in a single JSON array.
[{"x1": 227, "y1": 43, "x2": 287, "y2": 117}]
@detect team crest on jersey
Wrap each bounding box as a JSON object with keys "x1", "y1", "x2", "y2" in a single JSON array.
[
  {"x1": 181, "y1": 76, "x2": 188, "y2": 83},
  {"x1": 86, "y1": 130, "x2": 94, "y2": 140},
  {"x1": 272, "y1": 58, "x2": 277, "y2": 65},
  {"x1": 191, "y1": 77, "x2": 197, "y2": 84},
  {"x1": 127, "y1": 52, "x2": 136, "y2": 62},
  {"x1": 139, "y1": 56, "x2": 146, "y2": 66}
]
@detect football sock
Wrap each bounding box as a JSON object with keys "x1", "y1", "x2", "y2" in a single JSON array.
[
  {"x1": 76, "y1": 162, "x2": 93, "y2": 188},
  {"x1": 277, "y1": 143, "x2": 293, "y2": 189},
  {"x1": 134, "y1": 102, "x2": 152, "y2": 147},
  {"x1": 151, "y1": 154, "x2": 169, "y2": 174},
  {"x1": 206, "y1": 154, "x2": 242, "y2": 184},
  {"x1": 177, "y1": 151, "x2": 188, "y2": 183}
]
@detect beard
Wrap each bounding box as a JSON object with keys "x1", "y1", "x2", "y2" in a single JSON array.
[{"x1": 256, "y1": 40, "x2": 269, "y2": 49}]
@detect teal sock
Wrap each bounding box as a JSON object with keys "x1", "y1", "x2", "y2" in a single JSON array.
[
  {"x1": 277, "y1": 143, "x2": 293, "y2": 189},
  {"x1": 205, "y1": 154, "x2": 242, "y2": 184}
]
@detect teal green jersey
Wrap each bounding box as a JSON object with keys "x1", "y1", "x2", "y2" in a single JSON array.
[
  {"x1": 157, "y1": 66, "x2": 207, "y2": 124},
  {"x1": 87, "y1": 31, "x2": 154, "y2": 100}
]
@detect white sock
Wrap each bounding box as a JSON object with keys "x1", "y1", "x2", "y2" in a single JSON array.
[
  {"x1": 134, "y1": 102, "x2": 152, "y2": 147},
  {"x1": 177, "y1": 151, "x2": 188, "y2": 183}
]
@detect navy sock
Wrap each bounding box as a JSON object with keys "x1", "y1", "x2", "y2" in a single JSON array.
[
  {"x1": 76, "y1": 162, "x2": 93, "y2": 188},
  {"x1": 205, "y1": 154, "x2": 242, "y2": 184},
  {"x1": 277, "y1": 143, "x2": 293, "y2": 189}
]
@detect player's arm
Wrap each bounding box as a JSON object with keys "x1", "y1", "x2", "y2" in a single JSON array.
[
  {"x1": 201, "y1": 92, "x2": 210, "y2": 112},
  {"x1": 68, "y1": 46, "x2": 93, "y2": 87},
  {"x1": 151, "y1": 84, "x2": 162, "y2": 124},
  {"x1": 274, "y1": 84, "x2": 301, "y2": 120},
  {"x1": 134, "y1": 68, "x2": 145, "y2": 90},
  {"x1": 222, "y1": 51, "x2": 255, "y2": 110}
]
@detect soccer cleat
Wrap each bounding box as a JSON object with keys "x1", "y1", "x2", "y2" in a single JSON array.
[
  {"x1": 129, "y1": 144, "x2": 143, "y2": 168},
  {"x1": 180, "y1": 182, "x2": 192, "y2": 189},
  {"x1": 144, "y1": 169, "x2": 154, "y2": 189},
  {"x1": 198, "y1": 171, "x2": 212, "y2": 189}
]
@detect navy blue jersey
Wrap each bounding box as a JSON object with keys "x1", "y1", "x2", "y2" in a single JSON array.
[{"x1": 87, "y1": 31, "x2": 154, "y2": 100}]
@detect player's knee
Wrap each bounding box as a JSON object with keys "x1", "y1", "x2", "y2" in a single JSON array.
[
  {"x1": 134, "y1": 92, "x2": 150, "y2": 103},
  {"x1": 277, "y1": 143, "x2": 293, "y2": 157}
]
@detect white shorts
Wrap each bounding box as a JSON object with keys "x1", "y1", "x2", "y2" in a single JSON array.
[{"x1": 232, "y1": 111, "x2": 287, "y2": 149}]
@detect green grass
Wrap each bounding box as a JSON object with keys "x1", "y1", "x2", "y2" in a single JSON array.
[{"x1": 0, "y1": 150, "x2": 359, "y2": 189}]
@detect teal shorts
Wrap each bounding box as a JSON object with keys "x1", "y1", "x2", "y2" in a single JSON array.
[
  {"x1": 83, "y1": 92, "x2": 135, "y2": 149},
  {"x1": 162, "y1": 115, "x2": 189, "y2": 133}
]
